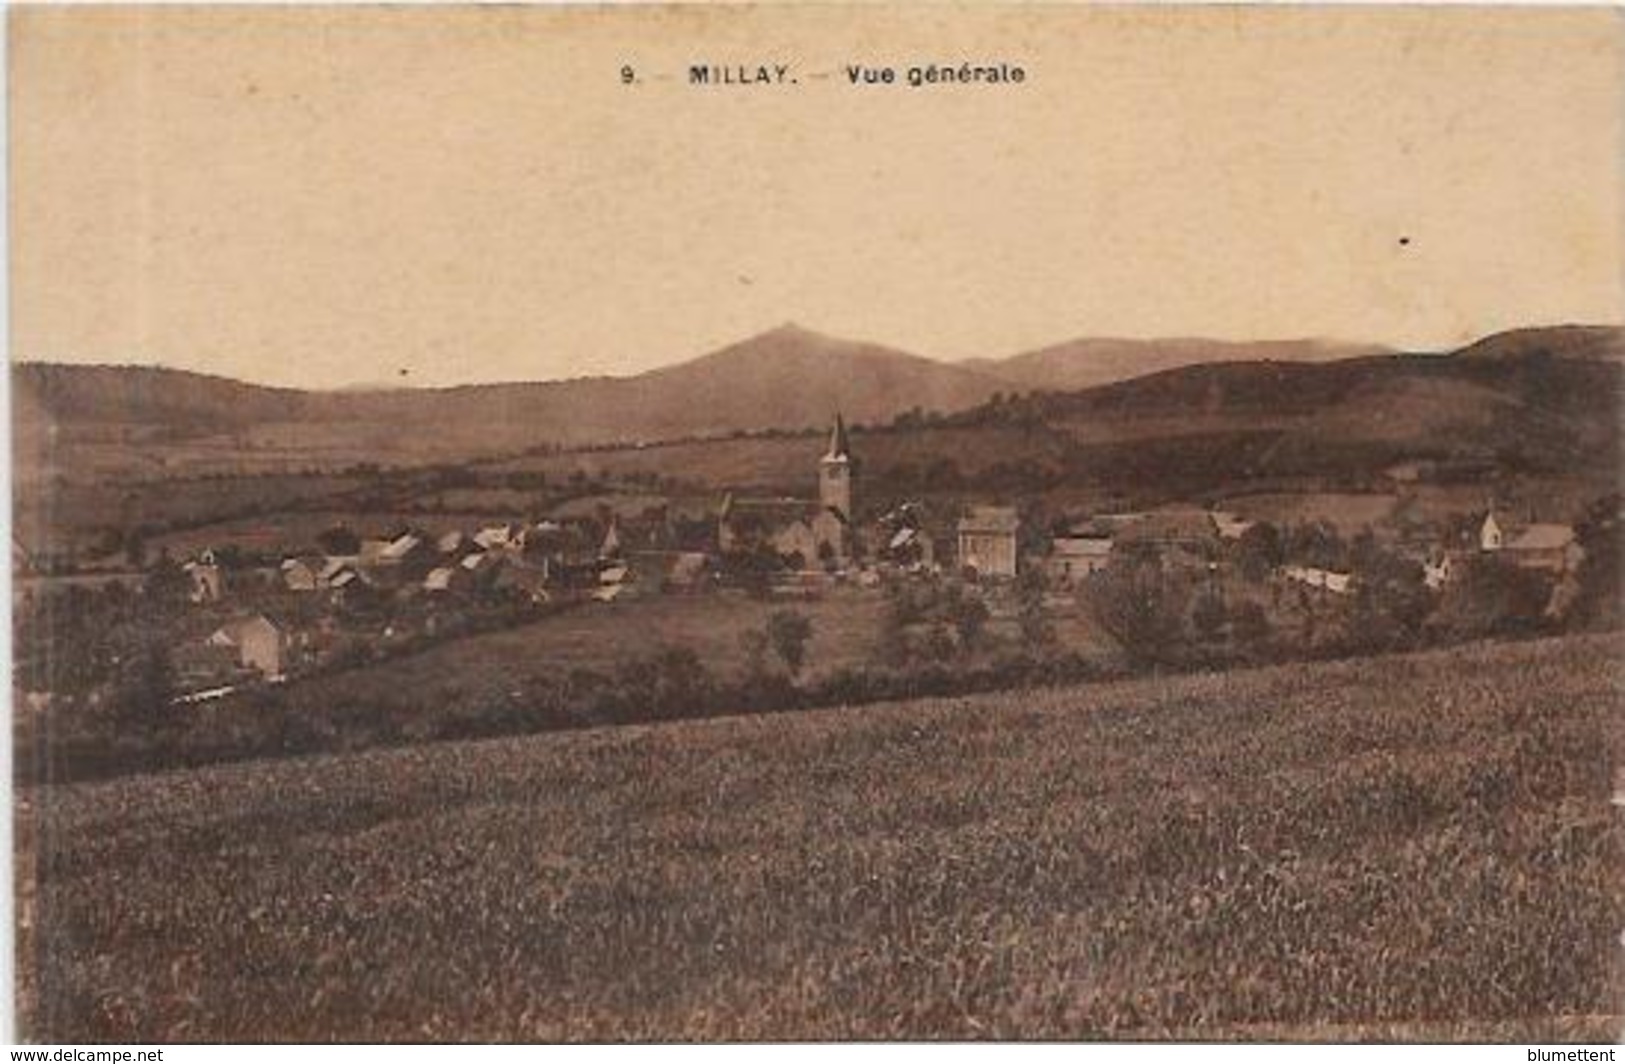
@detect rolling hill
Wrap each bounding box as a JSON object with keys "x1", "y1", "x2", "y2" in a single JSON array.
[
  {"x1": 11, "y1": 325, "x2": 1012, "y2": 481},
  {"x1": 5, "y1": 327, "x2": 1395, "y2": 465},
  {"x1": 1453, "y1": 324, "x2": 1625, "y2": 363},
  {"x1": 13, "y1": 324, "x2": 1623, "y2": 495},
  {"x1": 966, "y1": 337, "x2": 1392, "y2": 393}
]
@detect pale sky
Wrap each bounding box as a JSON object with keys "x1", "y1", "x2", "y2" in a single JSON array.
[{"x1": 11, "y1": 5, "x2": 1624, "y2": 388}]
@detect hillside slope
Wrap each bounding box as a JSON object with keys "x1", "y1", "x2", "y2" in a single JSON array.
[
  {"x1": 954, "y1": 331, "x2": 1623, "y2": 491},
  {"x1": 20, "y1": 634, "x2": 1623, "y2": 1040},
  {"x1": 971, "y1": 337, "x2": 1391, "y2": 393},
  {"x1": 13, "y1": 324, "x2": 1007, "y2": 459},
  {"x1": 15, "y1": 324, "x2": 1621, "y2": 493}
]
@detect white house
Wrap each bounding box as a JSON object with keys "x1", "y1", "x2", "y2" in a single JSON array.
[
  {"x1": 207, "y1": 614, "x2": 284, "y2": 680},
  {"x1": 957, "y1": 506, "x2": 1020, "y2": 578}
]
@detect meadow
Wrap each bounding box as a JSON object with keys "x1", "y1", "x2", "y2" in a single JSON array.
[
  {"x1": 300, "y1": 589, "x2": 890, "y2": 696},
  {"x1": 18, "y1": 632, "x2": 1623, "y2": 1041}
]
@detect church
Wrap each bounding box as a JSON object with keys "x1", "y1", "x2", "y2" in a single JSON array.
[{"x1": 717, "y1": 415, "x2": 856, "y2": 570}]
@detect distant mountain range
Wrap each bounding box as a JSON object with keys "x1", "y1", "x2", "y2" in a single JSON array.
[
  {"x1": 13, "y1": 322, "x2": 1624, "y2": 484},
  {"x1": 949, "y1": 326, "x2": 1623, "y2": 491}
]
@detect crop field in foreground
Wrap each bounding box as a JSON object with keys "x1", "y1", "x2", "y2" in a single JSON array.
[{"x1": 17, "y1": 633, "x2": 1625, "y2": 1041}]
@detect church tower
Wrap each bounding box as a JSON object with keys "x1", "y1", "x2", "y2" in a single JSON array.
[{"x1": 819, "y1": 413, "x2": 854, "y2": 522}]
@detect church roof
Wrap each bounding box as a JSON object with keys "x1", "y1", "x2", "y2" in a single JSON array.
[{"x1": 725, "y1": 496, "x2": 823, "y2": 519}]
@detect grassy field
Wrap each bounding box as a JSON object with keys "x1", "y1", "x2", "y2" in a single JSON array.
[
  {"x1": 487, "y1": 425, "x2": 1073, "y2": 493},
  {"x1": 17, "y1": 633, "x2": 1624, "y2": 1041},
  {"x1": 304, "y1": 590, "x2": 891, "y2": 699}
]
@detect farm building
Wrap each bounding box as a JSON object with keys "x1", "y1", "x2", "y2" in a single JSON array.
[
  {"x1": 281, "y1": 557, "x2": 322, "y2": 592},
  {"x1": 871, "y1": 502, "x2": 938, "y2": 571},
  {"x1": 360, "y1": 533, "x2": 431, "y2": 573},
  {"x1": 957, "y1": 506, "x2": 1020, "y2": 578},
  {"x1": 1423, "y1": 554, "x2": 1453, "y2": 591},
  {"x1": 1113, "y1": 510, "x2": 1218, "y2": 569},
  {"x1": 1501, "y1": 524, "x2": 1580, "y2": 573},
  {"x1": 423, "y1": 566, "x2": 472, "y2": 594},
  {"x1": 1477, "y1": 511, "x2": 1580, "y2": 573},
  {"x1": 204, "y1": 614, "x2": 285, "y2": 680},
  {"x1": 627, "y1": 551, "x2": 712, "y2": 593},
  {"x1": 1046, "y1": 534, "x2": 1113, "y2": 583},
  {"x1": 1208, "y1": 511, "x2": 1255, "y2": 540},
  {"x1": 474, "y1": 524, "x2": 523, "y2": 552},
  {"x1": 321, "y1": 557, "x2": 368, "y2": 591},
  {"x1": 525, "y1": 520, "x2": 604, "y2": 583},
  {"x1": 1282, "y1": 565, "x2": 1353, "y2": 595}
]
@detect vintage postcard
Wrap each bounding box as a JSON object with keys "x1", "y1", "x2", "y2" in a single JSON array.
[{"x1": 9, "y1": 3, "x2": 1624, "y2": 1043}]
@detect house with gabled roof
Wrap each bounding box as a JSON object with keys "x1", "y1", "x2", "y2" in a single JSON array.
[
  {"x1": 957, "y1": 506, "x2": 1020, "y2": 578},
  {"x1": 1047, "y1": 533, "x2": 1113, "y2": 583},
  {"x1": 281, "y1": 556, "x2": 322, "y2": 592},
  {"x1": 197, "y1": 613, "x2": 285, "y2": 681},
  {"x1": 423, "y1": 566, "x2": 471, "y2": 594},
  {"x1": 1503, "y1": 523, "x2": 1580, "y2": 573},
  {"x1": 1476, "y1": 509, "x2": 1581, "y2": 573}
]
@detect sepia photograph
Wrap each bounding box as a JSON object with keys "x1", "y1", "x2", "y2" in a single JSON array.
[{"x1": 8, "y1": 2, "x2": 1625, "y2": 1044}]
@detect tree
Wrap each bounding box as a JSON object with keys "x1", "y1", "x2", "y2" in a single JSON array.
[
  {"x1": 1088, "y1": 560, "x2": 1189, "y2": 666},
  {"x1": 1285, "y1": 520, "x2": 1347, "y2": 570},
  {"x1": 941, "y1": 582, "x2": 990, "y2": 657},
  {"x1": 1570, "y1": 495, "x2": 1621, "y2": 629},
  {"x1": 765, "y1": 610, "x2": 814, "y2": 678},
  {"x1": 1015, "y1": 568, "x2": 1055, "y2": 650},
  {"x1": 922, "y1": 622, "x2": 957, "y2": 663},
  {"x1": 110, "y1": 642, "x2": 176, "y2": 729},
  {"x1": 875, "y1": 613, "x2": 911, "y2": 667},
  {"x1": 875, "y1": 591, "x2": 914, "y2": 667},
  {"x1": 651, "y1": 646, "x2": 711, "y2": 719},
  {"x1": 143, "y1": 549, "x2": 191, "y2": 610},
  {"x1": 1235, "y1": 522, "x2": 1283, "y2": 583},
  {"x1": 1349, "y1": 545, "x2": 1431, "y2": 651},
  {"x1": 317, "y1": 524, "x2": 362, "y2": 556},
  {"x1": 1434, "y1": 555, "x2": 1551, "y2": 639}
]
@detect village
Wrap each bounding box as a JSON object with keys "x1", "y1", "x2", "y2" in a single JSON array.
[
  {"x1": 119, "y1": 414, "x2": 1591, "y2": 703},
  {"x1": 13, "y1": 6, "x2": 1622, "y2": 1042}
]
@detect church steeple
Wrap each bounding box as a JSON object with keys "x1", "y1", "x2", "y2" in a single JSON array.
[
  {"x1": 825, "y1": 412, "x2": 852, "y2": 461},
  {"x1": 819, "y1": 412, "x2": 854, "y2": 522}
]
